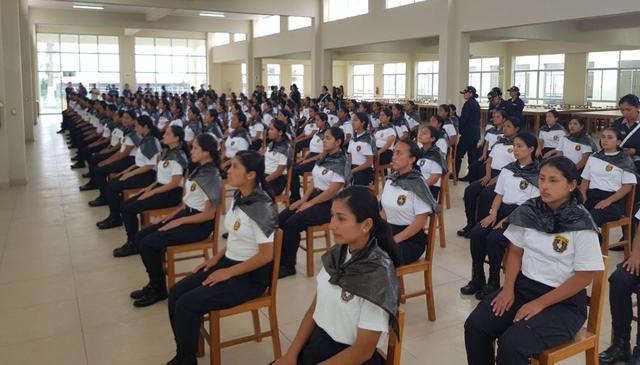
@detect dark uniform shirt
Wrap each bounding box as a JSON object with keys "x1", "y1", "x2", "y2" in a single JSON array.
[{"x1": 506, "y1": 98, "x2": 525, "y2": 120}]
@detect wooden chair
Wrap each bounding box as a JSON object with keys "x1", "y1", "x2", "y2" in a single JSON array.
[
  {"x1": 435, "y1": 180, "x2": 447, "y2": 248},
  {"x1": 378, "y1": 310, "x2": 405, "y2": 365},
  {"x1": 299, "y1": 223, "x2": 332, "y2": 277},
  {"x1": 601, "y1": 186, "x2": 636, "y2": 257},
  {"x1": 122, "y1": 188, "x2": 143, "y2": 201},
  {"x1": 274, "y1": 169, "x2": 293, "y2": 209},
  {"x1": 448, "y1": 141, "x2": 458, "y2": 185},
  {"x1": 531, "y1": 256, "x2": 608, "y2": 365},
  {"x1": 140, "y1": 206, "x2": 179, "y2": 228},
  {"x1": 374, "y1": 154, "x2": 391, "y2": 196},
  {"x1": 302, "y1": 171, "x2": 312, "y2": 194},
  {"x1": 396, "y1": 212, "x2": 438, "y2": 321},
  {"x1": 198, "y1": 230, "x2": 283, "y2": 365}
]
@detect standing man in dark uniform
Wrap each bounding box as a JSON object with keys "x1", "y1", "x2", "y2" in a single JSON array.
[
  {"x1": 456, "y1": 86, "x2": 481, "y2": 180},
  {"x1": 487, "y1": 88, "x2": 509, "y2": 125},
  {"x1": 506, "y1": 86, "x2": 525, "y2": 121}
]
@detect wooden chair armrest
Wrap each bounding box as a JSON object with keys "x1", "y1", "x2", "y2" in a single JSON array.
[
  {"x1": 166, "y1": 240, "x2": 217, "y2": 255},
  {"x1": 142, "y1": 207, "x2": 179, "y2": 220}
]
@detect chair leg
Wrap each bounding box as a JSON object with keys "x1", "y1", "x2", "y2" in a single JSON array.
[
  {"x1": 324, "y1": 229, "x2": 331, "y2": 249},
  {"x1": 268, "y1": 305, "x2": 282, "y2": 359},
  {"x1": 586, "y1": 347, "x2": 597, "y2": 365},
  {"x1": 166, "y1": 252, "x2": 176, "y2": 289},
  {"x1": 399, "y1": 276, "x2": 406, "y2": 304},
  {"x1": 425, "y1": 266, "x2": 436, "y2": 322},
  {"x1": 438, "y1": 212, "x2": 446, "y2": 248},
  {"x1": 306, "y1": 229, "x2": 314, "y2": 277},
  {"x1": 251, "y1": 310, "x2": 262, "y2": 343},
  {"x1": 197, "y1": 324, "x2": 205, "y2": 358},
  {"x1": 445, "y1": 180, "x2": 451, "y2": 210},
  {"x1": 209, "y1": 312, "x2": 222, "y2": 365},
  {"x1": 601, "y1": 225, "x2": 610, "y2": 256},
  {"x1": 624, "y1": 223, "x2": 632, "y2": 258}
]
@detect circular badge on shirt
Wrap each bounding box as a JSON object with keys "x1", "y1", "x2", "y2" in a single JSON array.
[
  {"x1": 605, "y1": 164, "x2": 613, "y2": 172},
  {"x1": 552, "y1": 235, "x2": 569, "y2": 253},
  {"x1": 272, "y1": 151, "x2": 277, "y2": 156},
  {"x1": 519, "y1": 179, "x2": 529, "y2": 190},
  {"x1": 190, "y1": 182, "x2": 197, "y2": 191},
  {"x1": 553, "y1": 135, "x2": 560, "y2": 141},
  {"x1": 575, "y1": 144, "x2": 581, "y2": 151},
  {"x1": 162, "y1": 160, "x2": 170, "y2": 168},
  {"x1": 419, "y1": 159, "x2": 426, "y2": 167},
  {"x1": 322, "y1": 168, "x2": 329, "y2": 175},
  {"x1": 231, "y1": 141, "x2": 235, "y2": 146},
  {"x1": 397, "y1": 194, "x2": 407, "y2": 206},
  {"x1": 507, "y1": 148, "x2": 514, "y2": 154},
  {"x1": 233, "y1": 218, "x2": 241, "y2": 231},
  {"x1": 356, "y1": 145, "x2": 362, "y2": 152}
]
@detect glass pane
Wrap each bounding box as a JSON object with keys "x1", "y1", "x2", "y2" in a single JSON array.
[
  {"x1": 396, "y1": 62, "x2": 406, "y2": 74},
  {"x1": 172, "y1": 56, "x2": 188, "y2": 73},
  {"x1": 588, "y1": 51, "x2": 619, "y2": 68},
  {"x1": 213, "y1": 33, "x2": 230, "y2": 46},
  {"x1": 98, "y1": 72, "x2": 120, "y2": 84},
  {"x1": 195, "y1": 73, "x2": 207, "y2": 88},
  {"x1": 98, "y1": 36, "x2": 119, "y2": 53},
  {"x1": 433, "y1": 74, "x2": 439, "y2": 97},
  {"x1": 288, "y1": 16, "x2": 312, "y2": 30},
  {"x1": 157, "y1": 72, "x2": 173, "y2": 85},
  {"x1": 363, "y1": 75, "x2": 374, "y2": 96},
  {"x1": 38, "y1": 52, "x2": 60, "y2": 71},
  {"x1": 621, "y1": 50, "x2": 640, "y2": 68},
  {"x1": 135, "y1": 37, "x2": 155, "y2": 54},
  {"x1": 397, "y1": 75, "x2": 406, "y2": 97},
  {"x1": 233, "y1": 33, "x2": 247, "y2": 42},
  {"x1": 524, "y1": 72, "x2": 538, "y2": 100},
  {"x1": 188, "y1": 39, "x2": 206, "y2": 55},
  {"x1": 77, "y1": 71, "x2": 98, "y2": 85},
  {"x1": 540, "y1": 54, "x2": 564, "y2": 70},
  {"x1": 267, "y1": 75, "x2": 280, "y2": 87},
  {"x1": 292, "y1": 64, "x2": 304, "y2": 75},
  {"x1": 354, "y1": 64, "x2": 373, "y2": 75},
  {"x1": 155, "y1": 38, "x2": 171, "y2": 55},
  {"x1": 136, "y1": 73, "x2": 156, "y2": 85},
  {"x1": 60, "y1": 53, "x2": 79, "y2": 71},
  {"x1": 194, "y1": 57, "x2": 206, "y2": 73},
  {"x1": 469, "y1": 58, "x2": 482, "y2": 72},
  {"x1": 267, "y1": 64, "x2": 280, "y2": 75},
  {"x1": 468, "y1": 73, "x2": 481, "y2": 91},
  {"x1": 38, "y1": 71, "x2": 62, "y2": 113},
  {"x1": 481, "y1": 57, "x2": 499, "y2": 72},
  {"x1": 601, "y1": 69, "x2": 618, "y2": 100},
  {"x1": 80, "y1": 53, "x2": 98, "y2": 72},
  {"x1": 172, "y1": 39, "x2": 188, "y2": 55},
  {"x1": 433, "y1": 61, "x2": 439, "y2": 73},
  {"x1": 480, "y1": 73, "x2": 492, "y2": 97},
  {"x1": 79, "y1": 35, "x2": 98, "y2": 53},
  {"x1": 173, "y1": 73, "x2": 189, "y2": 90},
  {"x1": 99, "y1": 54, "x2": 119, "y2": 72},
  {"x1": 383, "y1": 63, "x2": 395, "y2": 74},
  {"x1": 586, "y1": 70, "x2": 598, "y2": 99},
  {"x1": 60, "y1": 34, "x2": 79, "y2": 53},
  {"x1": 155, "y1": 55, "x2": 171, "y2": 73},
  {"x1": 241, "y1": 63, "x2": 247, "y2": 74},
  {"x1": 136, "y1": 55, "x2": 156, "y2": 72},
  {"x1": 514, "y1": 56, "x2": 538, "y2": 71},
  {"x1": 37, "y1": 33, "x2": 59, "y2": 52}
]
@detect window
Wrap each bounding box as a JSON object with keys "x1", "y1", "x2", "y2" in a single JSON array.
[
  {"x1": 233, "y1": 33, "x2": 247, "y2": 42},
  {"x1": 266, "y1": 64, "x2": 281, "y2": 87},
  {"x1": 386, "y1": 0, "x2": 425, "y2": 8},
  {"x1": 36, "y1": 33, "x2": 120, "y2": 113},
  {"x1": 383, "y1": 63, "x2": 406, "y2": 98},
  {"x1": 352, "y1": 64, "x2": 375, "y2": 98},
  {"x1": 254, "y1": 15, "x2": 281, "y2": 38},
  {"x1": 134, "y1": 37, "x2": 206, "y2": 93},
  {"x1": 291, "y1": 64, "x2": 304, "y2": 95},
  {"x1": 416, "y1": 61, "x2": 439, "y2": 100},
  {"x1": 468, "y1": 57, "x2": 500, "y2": 101},
  {"x1": 241, "y1": 63, "x2": 247, "y2": 95},
  {"x1": 587, "y1": 50, "x2": 640, "y2": 107},
  {"x1": 513, "y1": 54, "x2": 565, "y2": 105},
  {"x1": 212, "y1": 33, "x2": 230, "y2": 46},
  {"x1": 325, "y1": 0, "x2": 368, "y2": 22},
  {"x1": 288, "y1": 16, "x2": 312, "y2": 31}
]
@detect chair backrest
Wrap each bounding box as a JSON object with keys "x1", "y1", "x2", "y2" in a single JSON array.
[
  {"x1": 268, "y1": 230, "x2": 284, "y2": 299},
  {"x1": 625, "y1": 185, "x2": 636, "y2": 219},
  {"x1": 282, "y1": 161, "x2": 293, "y2": 197},
  {"x1": 586, "y1": 256, "x2": 608, "y2": 335},
  {"x1": 385, "y1": 309, "x2": 405, "y2": 365},
  {"x1": 425, "y1": 212, "x2": 438, "y2": 263},
  {"x1": 211, "y1": 199, "x2": 224, "y2": 253}
]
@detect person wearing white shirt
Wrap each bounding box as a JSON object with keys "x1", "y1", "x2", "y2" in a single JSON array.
[
  {"x1": 336, "y1": 105, "x2": 353, "y2": 146},
  {"x1": 465, "y1": 156, "x2": 605, "y2": 365},
  {"x1": 437, "y1": 104, "x2": 459, "y2": 147},
  {"x1": 374, "y1": 108, "x2": 397, "y2": 166},
  {"x1": 381, "y1": 140, "x2": 437, "y2": 264},
  {"x1": 537, "y1": 110, "x2": 566, "y2": 158},
  {"x1": 417, "y1": 124, "x2": 447, "y2": 200},
  {"x1": 348, "y1": 113, "x2": 375, "y2": 186},
  {"x1": 248, "y1": 105, "x2": 266, "y2": 151},
  {"x1": 264, "y1": 120, "x2": 291, "y2": 196},
  {"x1": 466, "y1": 109, "x2": 506, "y2": 183},
  {"x1": 462, "y1": 133, "x2": 541, "y2": 300},
  {"x1": 293, "y1": 106, "x2": 320, "y2": 154},
  {"x1": 579, "y1": 128, "x2": 637, "y2": 226},
  {"x1": 166, "y1": 150, "x2": 278, "y2": 365},
  {"x1": 289, "y1": 113, "x2": 329, "y2": 203},
  {"x1": 548, "y1": 118, "x2": 593, "y2": 171},
  {"x1": 222, "y1": 112, "x2": 251, "y2": 170},
  {"x1": 169, "y1": 101, "x2": 186, "y2": 128},
  {"x1": 273, "y1": 186, "x2": 401, "y2": 365}
]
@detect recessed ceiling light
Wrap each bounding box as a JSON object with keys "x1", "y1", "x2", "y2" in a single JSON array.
[
  {"x1": 199, "y1": 12, "x2": 224, "y2": 18},
  {"x1": 73, "y1": 3, "x2": 104, "y2": 10}
]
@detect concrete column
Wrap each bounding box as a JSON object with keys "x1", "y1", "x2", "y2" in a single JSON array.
[
  {"x1": 119, "y1": 35, "x2": 136, "y2": 89},
  {"x1": 247, "y1": 21, "x2": 260, "y2": 92},
  {"x1": 19, "y1": 0, "x2": 34, "y2": 141},
  {"x1": 406, "y1": 53, "x2": 416, "y2": 99},
  {"x1": 437, "y1": 0, "x2": 470, "y2": 106},
  {"x1": 564, "y1": 52, "x2": 587, "y2": 105},
  {"x1": 0, "y1": 0, "x2": 28, "y2": 186},
  {"x1": 206, "y1": 32, "x2": 215, "y2": 88}
]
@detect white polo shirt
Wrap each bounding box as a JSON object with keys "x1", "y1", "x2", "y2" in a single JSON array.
[
  {"x1": 504, "y1": 224, "x2": 604, "y2": 288},
  {"x1": 304, "y1": 122, "x2": 318, "y2": 136},
  {"x1": 394, "y1": 124, "x2": 409, "y2": 138},
  {"x1": 170, "y1": 118, "x2": 184, "y2": 127},
  {"x1": 340, "y1": 121, "x2": 353, "y2": 137},
  {"x1": 417, "y1": 158, "x2": 443, "y2": 188},
  {"x1": 405, "y1": 113, "x2": 420, "y2": 130},
  {"x1": 327, "y1": 114, "x2": 339, "y2": 127},
  {"x1": 485, "y1": 132, "x2": 503, "y2": 152},
  {"x1": 374, "y1": 127, "x2": 396, "y2": 149},
  {"x1": 309, "y1": 133, "x2": 325, "y2": 154},
  {"x1": 489, "y1": 142, "x2": 516, "y2": 170},
  {"x1": 157, "y1": 159, "x2": 184, "y2": 186},
  {"x1": 556, "y1": 137, "x2": 592, "y2": 165},
  {"x1": 381, "y1": 180, "x2": 433, "y2": 226},
  {"x1": 494, "y1": 169, "x2": 540, "y2": 205},
  {"x1": 225, "y1": 136, "x2": 250, "y2": 159},
  {"x1": 134, "y1": 148, "x2": 160, "y2": 168},
  {"x1": 101, "y1": 125, "x2": 111, "y2": 139},
  {"x1": 539, "y1": 126, "x2": 566, "y2": 149},
  {"x1": 347, "y1": 135, "x2": 374, "y2": 166},
  {"x1": 120, "y1": 135, "x2": 138, "y2": 156},
  {"x1": 435, "y1": 138, "x2": 449, "y2": 155},
  {"x1": 249, "y1": 122, "x2": 265, "y2": 140},
  {"x1": 157, "y1": 116, "x2": 170, "y2": 130},
  {"x1": 223, "y1": 201, "x2": 274, "y2": 262},
  {"x1": 581, "y1": 154, "x2": 637, "y2": 192},
  {"x1": 183, "y1": 179, "x2": 211, "y2": 211},
  {"x1": 263, "y1": 113, "x2": 274, "y2": 126},
  {"x1": 265, "y1": 149, "x2": 288, "y2": 175},
  {"x1": 312, "y1": 164, "x2": 345, "y2": 191},
  {"x1": 313, "y1": 258, "x2": 389, "y2": 347},
  {"x1": 370, "y1": 115, "x2": 380, "y2": 130},
  {"x1": 443, "y1": 124, "x2": 458, "y2": 139},
  {"x1": 110, "y1": 128, "x2": 123, "y2": 146}
]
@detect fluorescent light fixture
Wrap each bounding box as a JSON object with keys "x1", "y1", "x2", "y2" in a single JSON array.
[
  {"x1": 199, "y1": 12, "x2": 224, "y2": 18},
  {"x1": 73, "y1": 3, "x2": 104, "y2": 10}
]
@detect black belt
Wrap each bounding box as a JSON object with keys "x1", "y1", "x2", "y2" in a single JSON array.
[{"x1": 184, "y1": 206, "x2": 201, "y2": 214}]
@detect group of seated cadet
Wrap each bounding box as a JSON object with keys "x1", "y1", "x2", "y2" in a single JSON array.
[{"x1": 546, "y1": 117, "x2": 594, "y2": 172}]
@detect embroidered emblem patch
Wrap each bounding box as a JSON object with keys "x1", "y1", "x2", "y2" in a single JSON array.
[
  {"x1": 575, "y1": 144, "x2": 581, "y2": 151},
  {"x1": 356, "y1": 145, "x2": 362, "y2": 152},
  {"x1": 507, "y1": 148, "x2": 514, "y2": 153},
  {"x1": 553, "y1": 135, "x2": 560, "y2": 141},
  {"x1": 233, "y1": 218, "x2": 241, "y2": 231},
  {"x1": 163, "y1": 160, "x2": 170, "y2": 168},
  {"x1": 519, "y1": 179, "x2": 529, "y2": 190},
  {"x1": 397, "y1": 194, "x2": 407, "y2": 206},
  {"x1": 322, "y1": 168, "x2": 329, "y2": 175},
  {"x1": 190, "y1": 182, "x2": 197, "y2": 191},
  {"x1": 552, "y1": 235, "x2": 569, "y2": 253},
  {"x1": 605, "y1": 164, "x2": 613, "y2": 172},
  {"x1": 231, "y1": 141, "x2": 235, "y2": 146},
  {"x1": 419, "y1": 159, "x2": 426, "y2": 167}
]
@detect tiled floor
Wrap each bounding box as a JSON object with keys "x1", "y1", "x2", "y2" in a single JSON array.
[{"x1": 0, "y1": 115, "x2": 629, "y2": 364}]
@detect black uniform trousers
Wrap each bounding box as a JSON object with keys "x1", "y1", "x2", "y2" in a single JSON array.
[
  {"x1": 584, "y1": 189, "x2": 625, "y2": 226},
  {"x1": 351, "y1": 165, "x2": 373, "y2": 186},
  {"x1": 456, "y1": 136, "x2": 479, "y2": 177},
  {"x1": 429, "y1": 186, "x2": 440, "y2": 202},
  {"x1": 104, "y1": 170, "x2": 157, "y2": 220},
  {"x1": 389, "y1": 223, "x2": 428, "y2": 264},
  {"x1": 289, "y1": 153, "x2": 318, "y2": 202},
  {"x1": 168, "y1": 257, "x2": 270, "y2": 355},
  {"x1": 608, "y1": 263, "x2": 640, "y2": 345},
  {"x1": 269, "y1": 174, "x2": 287, "y2": 197},
  {"x1": 121, "y1": 187, "x2": 183, "y2": 243},
  {"x1": 296, "y1": 326, "x2": 384, "y2": 365},
  {"x1": 137, "y1": 208, "x2": 214, "y2": 292},
  {"x1": 85, "y1": 151, "x2": 116, "y2": 184},
  {"x1": 76, "y1": 139, "x2": 109, "y2": 164},
  {"x1": 378, "y1": 149, "x2": 393, "y2": 166},
  {"x1": 95, "y1": 156, "x2": 135, "y2": 199},
  {"x1": 463, "y1": 169, "x2": 500, "y2": 228},
  {"x1": 467, "y1": 160, "x2": 486, "y2": 183},
  {"x1": 464, "y1": 274, "x2": 587, "y2": 365},
  {"x1": 469, "y1": 204, "x2": 517, "y2": 280},
  {"x1": 541, "y1": 147, "x2": 555, "y2": 157},
  {"x1": 278, "y1": 191, "x2": 332, "y2": 270}
]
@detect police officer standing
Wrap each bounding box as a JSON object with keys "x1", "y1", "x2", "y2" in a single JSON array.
[
  {"x1": 456, "y1": 86, "x2": 481, "y2": 180},
  {"x1": 506, "y1": 86, "x2": 525, "y2": 121}
]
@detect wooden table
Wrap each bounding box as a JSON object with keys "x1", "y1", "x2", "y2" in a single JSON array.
[{"x1": 481, "y1": 107, "x2": 613, "y2": 132}]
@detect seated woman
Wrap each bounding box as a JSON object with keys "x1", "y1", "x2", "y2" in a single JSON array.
[
  {"x1": 184, "y1": 106, "x2": 203, "y2": 146},
  {"x1": 417, "y1": 124, "x2": 446, "y2": 200},
  {"x1": 373, "y1": 108, "x2": 397, "y2": 166},
  {"x1": 429, "y1": 115, "x2": 450, "y2": 154},
  {"x1": 391, "y1": 103, "x2": 410, "y2": 141},
  {"x1": 579, "y1": 127, "x2": 637, "y2": 226},
  {"x1": 537, "y1": 109, "x2": 566, "y2": 158},
  {"x1": 289, "y1": 112, "x2": 328, "y2": 203},
  {"x1": 248, "y1": 104, "x2": 265, "y2": 151},
  {"x1": 547, "y1": 118, "x2": 593, "y2": 172},
  {"x1": 293, "y1": 105, "x2": 319, "y2": 153},
  {"x1": 264, "y1": 120, "x2": 292, "y2": 196},
  {"x1": 97, "y1": 115, "x2": 161, "y2": 229},
  {"x1": 467, "y1": 109, "x2": 505, "y2": 183},
  {"x1": 202, "y1": 109, "x2": 224, "y2": 144},
  {"x1": 348, "y1": 112, "x2": 375, "y2": 186},
  {"x1": 464, "y1": 156, "x2": 604, "y2": 365},
  {"x1": 336, "y1": 105, "x2": 354, "y2": 146},
  {"x1": 458, "y1": 116, "x2": 521, "y2": 238},
  {"x1": 278, "y1": 127, "x2": 349, "y2": 278},
  {"x1": 437, "y1": 104, "x2": 459, "y2": 146},
  {"x1": 129, "y1": 134, "x2": 222, "y2": 307},
  {"x1": 112, "y1": 125, "x2": 189, "y2": 257},
  {"x1": 273, "y1": 186, "x2": 401, "y2": 365},
  {"x1": 166, "y1": 150, "x2": 278, "y2": 365},
  {"x1": 222, "y1": 112, "x2": 251, "y2": 170},
  {"x1": 381, "y1": 140, "x2": 438, "y2": 264},
  {"x1": 461, "y1": 132, "x2": 540, "y2": 300}
]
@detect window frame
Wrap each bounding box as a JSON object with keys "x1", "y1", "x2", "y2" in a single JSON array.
[
  {"x1": 513, "y1": 54, "x2": 565, "y2": 105},
  {"x1": 352, "y1": 64, "x2": 375, "y2": 98},
  {"x1": 416, "y1": 60, "x2": 439, "y2": 100}
]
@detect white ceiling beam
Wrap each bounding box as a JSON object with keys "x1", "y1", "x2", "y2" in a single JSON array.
[{"x1": 145, "y1": 7, "x2": 173, "y2": 22}]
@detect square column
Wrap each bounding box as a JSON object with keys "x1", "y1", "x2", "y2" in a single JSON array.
[{"x1": 437, "y1": 0, "x2": 470, "y2": 106}]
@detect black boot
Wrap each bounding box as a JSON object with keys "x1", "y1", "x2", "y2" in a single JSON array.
[
  {"x1": 457, "y1": 224, "x2": 473, "y2": 238},
  {"x1": 476, "y1": 271, "x2": 500, "y2": 300},
  {"x1": 166, "y1": 353, "x2": 197, "y2": 365},
  {"x1": 70, "y1": 161, "x2": 85, "y2": 169},
  {"x1": 133, "y1": 287, "x2": 168, "y2": 307},
  {"x1": 629, "y1": 346, "x2": 640, "y2": 365},
  {"x1": 599, "y1": 337, "x2": 630, "y2": 364},
  {"x1": 79, "y1": 182, "x2": 98, "y2": 191},
  {"x1": 88, "y1": 196, "x2": 107, "y2": 207},
  {"x1": 97, "y1": 217, "x2": 122, "y2": 230},
  {"x1": 130, "y1": 283, "x2": 153, "y2": 300},
  {"x1": 113, "y1": 241, "x2": 138, "y2": 257},
  {"x1": 460, "y1": 264, "x2": 485, "y2": 295},
  {"x1": 278, "y1": 265, "x2": 296, "y2": 279}
]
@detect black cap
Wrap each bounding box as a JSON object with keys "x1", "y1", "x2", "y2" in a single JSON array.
[
  {"x1": 487, "y1": 91, "x2": 499, "y2": 99},
  {"x1": 460, "y1": 86, "x2": 477, "y2": 95},
  {"x1": 507, "y1": 86, "x2": 520, "y2": 93}
]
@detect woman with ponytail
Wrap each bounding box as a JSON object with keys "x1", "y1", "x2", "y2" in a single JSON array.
[
  {"x1": 170, "y1": 101, "x2": 185, "y2": 128},
  {"x1": 249, "y1": 104, "x2": 266, "y2": 151},
  {"x1": 222, "y1": 112, "x2": 251, "y2": 169},
  {"x1": 113, "y1": 125, "x2": 189, "y2": 257},
  {"x1": 185, "y1": 106, "x2": 203, "y2": 145},
  {"x1": 203, "y1": 109, "x2": 224, "y2": 143},
  {"x1": 166, "y1": 150, "x2": 278, "y2": 365},
  {"x1": 264, "y1": 120, "x2": 292, "y2": 196},
  {"x1": 274, "y1": 186, "x2": 400, "y2": 365},
  {"x1": 130, "y1": 134, "x2": 222, "y2": 308}
]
